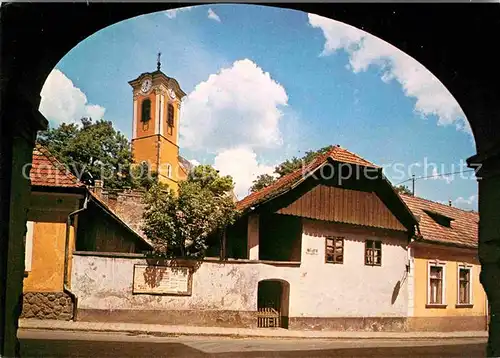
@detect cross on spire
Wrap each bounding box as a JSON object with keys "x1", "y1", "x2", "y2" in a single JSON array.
[{"x1": 157, "y1": 52, "x2": 162, "y2": 71}]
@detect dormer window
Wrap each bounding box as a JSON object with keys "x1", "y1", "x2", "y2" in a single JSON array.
[
  {"x1": 141, "y1": 99, "x2": 151, "y2": 123},
  {"x1": 423, "y1": 209, "x2": 454, "y2": 228}
]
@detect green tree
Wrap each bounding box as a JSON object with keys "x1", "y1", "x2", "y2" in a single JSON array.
[
  {"x1": 252, "y1": 145, "x2": 336, "y2": 191},
  {"x1": 37, "y1": 117, "x2": 151, "y2": 190},
  {"x1": 142, "y1": 165, "x2": 239, "y2": 259},
  {"x1": 250, "y1": 174, "x2": 276, "y2": 193},
  {"x1": 394, "y1": 184, "x2": 413, "y2": 195}
]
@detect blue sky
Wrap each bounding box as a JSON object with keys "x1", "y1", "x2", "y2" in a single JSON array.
[{"x1": 39, "y1": 4, "x2": 478, "y2": 209}]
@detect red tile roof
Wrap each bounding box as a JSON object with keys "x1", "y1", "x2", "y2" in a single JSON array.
[
  {"x1": 400, "y1": 194, "x2": 478, "y2": 249},
  {"x1": 237, "y1": 145, "x2": 378, "y2": 211},
  {"x1": 30, "y1": 144, "x2": 84, "y2": 188}
]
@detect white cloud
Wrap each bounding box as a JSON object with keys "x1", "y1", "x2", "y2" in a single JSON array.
[
  {"x1": 308, "y1": 13, "x2": 470, "y2": 137},
  {"x1": 452, "y1": 195, "x2": 477, "y2": 210},
  {"x1": 39, "y1": 69, "x2": 106, "y2": 126},
  {"x1": 180, "y1": 59, "x2": 288, "y2": 153},
  {"x1": 208, "y1": 8, "x2": 221, "y2": 22},
  {"x1": 189, "y1": 159, "x2": 201, "y2": 167},
  {"x1": 213, "y1": 147, "x2": 276, "y2": 199},
  {"x1": 165, "y1": 6, "x2": 193, "y2": 19}
]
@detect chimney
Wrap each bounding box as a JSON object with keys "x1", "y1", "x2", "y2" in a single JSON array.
[
  {"x1": 94, "y1": 179, "x2": 104, "y2": 198},
  {"x1": 448, "y1": 199, "x2": 452, "y2": 207}
]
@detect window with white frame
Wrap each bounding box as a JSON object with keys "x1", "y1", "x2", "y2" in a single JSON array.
[
  {"x1": 167, "y1": 163, "x2": 172, "y2": 178},
  {"x1": 428, "y1": 262, "x2": 446, "y2": 305},
  {"x1": 365, "y1": 240, "x2": 382, "y2": 266},
  {"x1": 458, "y1": 265, "x2": 473, "y2": 305}
]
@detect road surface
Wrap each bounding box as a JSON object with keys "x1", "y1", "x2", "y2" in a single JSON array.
[{"x1": 18, "y1": 329, "x2": 487, "y2": 357}]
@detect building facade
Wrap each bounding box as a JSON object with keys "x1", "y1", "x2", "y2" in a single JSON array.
[
  {"x1": 128, "y1": 60, "x2": 190, "y2": 191},
  {"x1": 401, "y1": 194, "x2": 487, "y2": 331},
  {"x1": 71, "y1": 146, "x2": 424, "y2": 331},
  {"x1": 21, "y1": 145, "x2": 152, "y2": 321}
]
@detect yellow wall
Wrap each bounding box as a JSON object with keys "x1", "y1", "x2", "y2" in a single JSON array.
[
  {"x1": 412, "y1": 244, "x2": 487, "y2": 318},
  {"x1": 131, "y1": 136, "x2": 159, "y2": 169},
  {"x1": 135, "y1": 93, "x2": 158, "y2": 138},
  {"x1": 23, "y1": 193, "x2": 80, "y2": 293},
  {"x1": 132, "y1": 82, "x2": 184, "y2": 193}
]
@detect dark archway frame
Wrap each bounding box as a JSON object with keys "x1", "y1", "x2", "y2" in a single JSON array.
[{"x1": 1, "y1": 3, "x2": 499, "y2": 357}]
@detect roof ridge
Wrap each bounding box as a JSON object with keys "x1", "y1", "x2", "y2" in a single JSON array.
[
  {"x1": 332, "y1": 146, "x2": 377, "y2": 167},
  {"x1": 237, "y1": 144, "x2": 376, "y2": 210},
  {"x1": 400, "y1": 193, "x2": 478, "y2": 215}
]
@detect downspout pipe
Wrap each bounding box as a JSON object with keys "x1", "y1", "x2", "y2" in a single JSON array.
[{"x1": 64, "y1": 192, "x2": 89, "y2": 321}]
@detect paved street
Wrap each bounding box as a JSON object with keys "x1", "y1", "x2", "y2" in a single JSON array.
[{"x1": 19, "y1": 329, "x2": 487, "y2": 357}]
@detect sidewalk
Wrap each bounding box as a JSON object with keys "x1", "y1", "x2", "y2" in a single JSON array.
[{"x1": 18, "y1": 319, "x2": 488, "y2": 340}]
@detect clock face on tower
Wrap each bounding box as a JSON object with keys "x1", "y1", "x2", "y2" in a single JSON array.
[
  {"x1": 167, "y1": 88, "x2": 176, "y2": 100},
  {"x1": 141, "y1": 79, "x2": 152, "y2": 93}
]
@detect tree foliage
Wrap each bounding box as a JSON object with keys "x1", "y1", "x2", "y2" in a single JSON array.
[
  {"x1": 37, "y1": 117, "x2": 152, "y2": 190},
  {"x1": 142, "y1": 165, "x2": 239, "y2": 259},
  {"x1": 250, "y1": 174, "x2": 276, "y2": 193},
  {"x1": 251, "y1": 145, "x2": 336, "y2": 192},
  {"x1": 394, "y1": 184, "x2": 413, "y2": 195}
]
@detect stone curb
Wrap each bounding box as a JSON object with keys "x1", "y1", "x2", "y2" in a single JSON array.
[{"x1": 18, "y1": 320, "x2": 489, "y2": 341}]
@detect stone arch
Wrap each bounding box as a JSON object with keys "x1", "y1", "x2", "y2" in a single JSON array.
[{"x1": 2, "y1": 4, "x2": 500, "y2": 356}]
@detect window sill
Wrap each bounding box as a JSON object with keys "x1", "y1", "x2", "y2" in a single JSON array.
[
  {"x1": 455, "y1": 304, "x2": 474, "y2": 308},
  {"x1": 426, "y1": 304, "x2": 447, "y2": 309}
]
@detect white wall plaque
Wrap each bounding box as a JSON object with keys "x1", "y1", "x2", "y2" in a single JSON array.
[{"x1": 132, "y1": 264, "x2": 193, "y2": 296}]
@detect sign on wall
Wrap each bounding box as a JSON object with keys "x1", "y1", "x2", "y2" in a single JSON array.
[
  {"x1": 132, "y1": 264, "x2": 193, "y2": 296},
  {"x1": 306, "y1": 248, "x2": 318, "y2": 255}
]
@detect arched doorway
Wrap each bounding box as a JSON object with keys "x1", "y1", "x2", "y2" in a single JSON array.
[{"x1": 257, "y1": 279, "x2": 290, "y2": 329}]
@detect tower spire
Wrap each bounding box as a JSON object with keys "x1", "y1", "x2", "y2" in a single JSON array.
[{"x1": 157, "y1": 52, "x2": 161, "y2": 71}]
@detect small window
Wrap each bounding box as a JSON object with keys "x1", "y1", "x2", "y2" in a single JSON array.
[
  {"x1": 141, "y1": 99, "x2": 151, "y2": 123},
  {"x1": 458, "y1": 266, "x2": 472, "y2": 305},
  {"x1": 428, "y1": 264, "x2": 445, "y2": 305},
  {"x1": 167, "y1": 163, "x2": 172, "y2": 178},
  {"x1": 365, "y1": 240, "x2": 381, "y2": 266},
  {"x1": 325, "y1": 237, "x2": 344, "y2": 264},
  {"x1": 167, "y1": 103, "x2": 174, "y2": 134}
]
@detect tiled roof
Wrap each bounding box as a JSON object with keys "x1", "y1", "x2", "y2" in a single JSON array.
[
  {"x1": 178, "y1": 155, "x2": 194, "y2": 174},
  {"x1": 237, "y1": 145, "x2": 378, "y2": 211},
  {"x1": 30, "y1": 144, "x2": 84, "y2": 188},
  {"x1": 400, "y1": 194, "x2": 478, "y2": 249}
]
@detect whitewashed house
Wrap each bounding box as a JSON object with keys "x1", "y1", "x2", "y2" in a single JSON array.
[{"x1": 71, "y1": 145, "x2": 419, "y2": 331}]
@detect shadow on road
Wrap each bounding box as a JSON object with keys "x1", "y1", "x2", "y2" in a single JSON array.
[{"x1": 20, "y1": 339, "x2": 486, "y2": 358}]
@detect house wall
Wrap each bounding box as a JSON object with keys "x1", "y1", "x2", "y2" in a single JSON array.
[
  {"x1": 72, "y1": 220, "x2": 409, "y2": 331},
  {"x1": 409, "y1": 244, "x2": 487, "y2": 331},
  {"x1": 21, "y1": 192, "x2": 80, "y2": 320}
]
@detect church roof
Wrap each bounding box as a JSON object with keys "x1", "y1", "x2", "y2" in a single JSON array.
[{"x1": 178, "y1": 155, "x2": 194, "y2": 174}]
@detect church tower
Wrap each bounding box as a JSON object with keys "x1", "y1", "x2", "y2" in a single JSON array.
[{"x1": 129, "y1": 54, "x2": 187, "y2": 191}]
